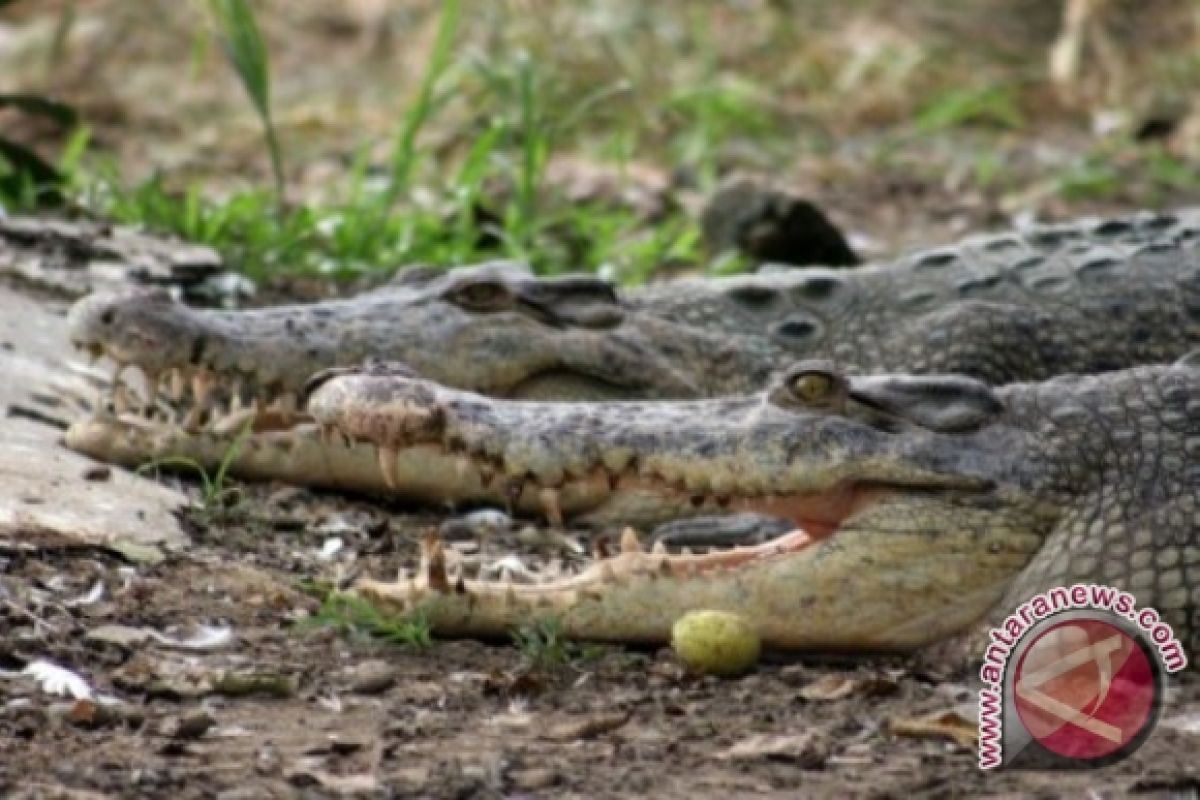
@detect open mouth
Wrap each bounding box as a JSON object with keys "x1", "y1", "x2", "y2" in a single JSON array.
[{"x1": 71, "y1": 339, "x2": 311, "y2": 434}]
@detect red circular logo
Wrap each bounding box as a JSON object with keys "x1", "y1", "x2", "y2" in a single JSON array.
[{"x1": 1013, "y1": 618, "x2": 1159, "y2": 761}]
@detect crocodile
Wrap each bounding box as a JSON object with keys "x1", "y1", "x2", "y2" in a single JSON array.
[
  {"x1": 69, "y1": 209, "x2": 1200, "y2": 409},
  {"x1": 302, "y1": 359, "x2": 1199, "y2": 659},
  {"x1": 64, "y1": 210, "x2": 1200, "y2": 487}
]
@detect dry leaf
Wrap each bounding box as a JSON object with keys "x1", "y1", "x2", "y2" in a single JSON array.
[
  {"x1": 798, "y1": 673, "x2": 857, "y2": 702},
  {"x1": 544, "y1": 709, "x2": 633, "y2": 741},
  {"x1": 718, "y1": 732, "x2": 828, "y2": 767},
  {"x1": 888, "y1": 706, "x2": 979, "y2": 748}
]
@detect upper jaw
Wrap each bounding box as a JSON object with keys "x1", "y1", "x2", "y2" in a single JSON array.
[
  {"x1": 305, "y1": 364, "x2": 1000, "y2": 528},
  {"x1": 68, "y1": 297, "x2": 312, "y2": 431}
]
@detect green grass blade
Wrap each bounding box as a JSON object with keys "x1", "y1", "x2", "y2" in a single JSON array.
[
  {"x1": 208, "y1": 0, "x2": 285, "y2": 205},
  {"x1": 209, "y1": 0, "x2": 269, "y2": 119},
  {"x1": 386, "y1": 0, "x2": 462, "y2": 199}
]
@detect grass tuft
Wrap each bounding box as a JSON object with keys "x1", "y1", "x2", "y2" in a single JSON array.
[
  {"x1": 312, "y1": 593, "x2": 433, "y2": 650},
  {"x1": 914, "y1": 84, "x2": 1025, "y2": 134},
  {"x1": 512, "y1": 616, "x2": 607, "y2": 669},
  {"x1": 135, "y1": 422, "x2": 251, "y2": 524}
]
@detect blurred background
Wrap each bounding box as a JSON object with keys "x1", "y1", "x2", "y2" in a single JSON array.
[{"x1": 2, "y1": 0, "x2": 1199, "y2": 283}]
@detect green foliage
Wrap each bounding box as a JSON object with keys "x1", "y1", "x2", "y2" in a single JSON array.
[
  {"x1": 1144, "y1": 146, "x2": 1200, "y2": 193},
  {"x1": 665, "y1": 77, "x2": 776, "y2": 181},
  {"x1": 40, "y1": 0, "x2": 1200, "y2": 289},
  {"x1": 78, "y1": 129, "x2": 699, "y2": 283},
  {"x1": 208, "y1": 0, "x2": 284, "y2": 205},
  {"x1": 1054, "y1": 143, "x2": 1200, "y2": 203},
  {"x1": 386, "y1": 0, "x2": 461, "y2": 199},
  {"x1": 512, "y1": 616, "x2": 573, "y2": 668},
  {"x1": 971, "y1": 151, "x2": 1005, "y2": 190},
  {"x1": 65, "y1": 0, "x2": 702, "y2": 283},
  {"x1": 312, "y1": 593, "x2": 433, "y2": 650},
  {"x1": 136, "y1": 422, "x2": 251, "y2": 523},
  {"x1": 466, "y1": 51, "x2": 634, "y2": 261},
  {"x1": 0, "y1": 93, "x2": 78, "y2": 207},
  {"x1": 511, "y1": 616, "x2": 606, "y2": 668},
  {"x1": 1055, "y1": 156, "x2": 1121, "y2": 200},
  {"x1": 915, "y1": 84, "x2": 1024, "y2": 133}
]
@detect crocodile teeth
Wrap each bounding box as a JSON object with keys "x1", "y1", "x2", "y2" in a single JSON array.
[
  {"x1": 169, "y1": 368, "x2": 189, "y2": 402},
  {"x1": 419, "y1": 534, "x2": 450, "y2": 593},
  {"x1": 142, "y1": 370, "x2": 161, "y2": 415},
  {"x1": 539, "y1": 487, "x2": 563, "y2": 527},
  {"x1": 377, "y1": 445, "x2": 399, "y2": 489},
  {"x1": 112, "y1": 382, "x2": 135, "y2": 415},
  {"x1": 229, "y1": 376, "x2": 245, "y2": 411},
  {"x1": 192, "y1": 372, "x2": 214, "y2": 407},
  {"x1": 651, "y1": 540, "x2": 667, "y2": 555},
  {"x1": 323, "y1": 424, "x2": 350, "y2": 448},
  {"x1": 619, "y1": 527, "x2": 642, "y2": 554}
]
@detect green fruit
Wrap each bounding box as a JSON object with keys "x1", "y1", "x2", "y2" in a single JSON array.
[{"x1": 671, "y1": 610, "x2": 761, "y2": 678}]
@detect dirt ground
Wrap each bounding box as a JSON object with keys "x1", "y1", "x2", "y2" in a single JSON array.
[
  {"x1": 0, "y1": 228, "x2": 1197, "y2": 798},
  {"x1": 1, "y1": 477, "x2": 1198, "y2": 800},
  {"x1": 3, "y1": 1, "x2": 1200, "y2": 797}
]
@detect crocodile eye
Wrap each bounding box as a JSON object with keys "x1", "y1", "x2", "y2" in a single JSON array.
[
  {"x1": 789, "y1": 371, "x2": 834, "y2": 403},
  {"x1": 447, "y1": 280, "x2": 510, "y2": 311}
]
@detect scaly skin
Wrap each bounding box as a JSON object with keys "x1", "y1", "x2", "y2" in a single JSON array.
[
  {"x1": 68, "y1": 210, "x2": 1200, "y2": 410},
  {"x1": 63, "y1": 211, "x2": 1200, "y2": 487},
  {"x1": 302, "y1": 360, "x2": 1198, "y2": 656}
]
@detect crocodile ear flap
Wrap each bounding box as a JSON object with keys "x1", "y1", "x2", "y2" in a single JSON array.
[
  {"x1": 847, "y1": 374, "x2": 1004, "y2": 433},
  {"x1": 514, "y1": 275, "x2": 625, "y2": 328}
]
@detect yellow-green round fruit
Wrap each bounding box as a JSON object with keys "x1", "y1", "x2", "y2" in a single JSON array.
[{"x1": 671, "y1": 610, "x2": 761, "y2": 678}]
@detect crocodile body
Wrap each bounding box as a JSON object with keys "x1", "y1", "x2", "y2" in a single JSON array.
[{"x1": 304, "y1": 360, "x2": 1199, "y2": 658}]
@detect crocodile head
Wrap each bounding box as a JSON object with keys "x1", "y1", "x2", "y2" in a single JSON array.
[
  {"x1": 67, "y1": 261, "x2": 708, "y2": 433},
  {"x1": 303, "y1": 360, "x2": 1198, "y2": 657},
  {"x1": 304, "y1": 359, "x2": 1029, "y2": 527},
  {"x1": 303, "y1": 359, "x2": 1074, "y2": 650}
]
